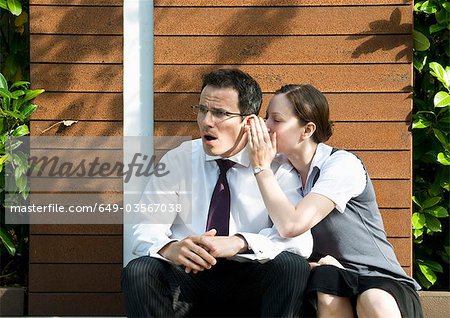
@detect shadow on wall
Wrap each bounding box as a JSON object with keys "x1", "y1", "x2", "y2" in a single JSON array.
[
  {"x1": 348, "y1": 8, "x2": 412, "y2": 61},
  {"x1": 30, "y1": 4, "x2": 123, "y2": 136}
]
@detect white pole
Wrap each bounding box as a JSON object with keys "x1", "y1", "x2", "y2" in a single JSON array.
[{"x1": 123, "y1": 0, "x2": 154, "y2": 266}]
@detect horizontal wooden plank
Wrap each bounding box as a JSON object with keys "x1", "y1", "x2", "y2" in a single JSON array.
[
  {"x1": 31, "y1": 35, "x2": 123, "y2": 64},
  {"x1": 330, "y1": 122, "x2": 410, "y2": 150},
  {"x1": 380, "y1": 209, "x2": 411, "y2": 237},
  {"x1": 30, "y1": 224, "x2": 122, "y2": 235},
  {"x1": 389, "y1": 237, "x2": 411, "y2": 267},
  {"x1": 30, "y1": 120, "x2": 123, "y2": 136},
  {"x1": 30, "y1": 6, "x2": 122, "y2": 35},
  {"x1": 372, "y1": 179, "x2": 411, "y2": 209},
  {"x1": 30, "y1": 235, "x2": 122, "y2": 263},
  {"x1": 154, "y1": 122, "x2": 411, "y2": 150},
  {"x1": 353, "y1": 151, "x2": 410, "y2": 179},
  {"x1": 155, "y1": 0, "x2": 412, "y2": 6},
  {"x1": 30, "y1": 0, "x2": 122, "y2": 5},
  {"x1": 30, "y1": 177, "x2": 123, "y2": 192},
  {"x1": 31, "y1": 64, "x2": 122, "y2": 92},
  {"x1": 154, "y1": 65, "x2": 412, "y2": 93},
  {"x1": 28, "y1": 293, "x2": 125, "y2": 316},
  {"x1": 154, "y1": 93, "x2": 412, "y2": 122},
  {"x1": 155, "y1": 35, "x2": 412, "y2": 64},
  {"x1": 155, "y1": 7, "x2": 412, "y2": 35},
  {"x1": 29, "y1": 264, "x2": 122, "y2": 292},
  {"x1": 31, "y1": 64, "x2": 411, "y2": 93},
  {"x1": 32, "y1": 92, "x2": 123, "y2": 121},
  {"x1": 28, "y1": 210, "x2": 409, "y2": 236}
]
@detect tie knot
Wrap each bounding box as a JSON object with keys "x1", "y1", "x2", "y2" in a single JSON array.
[{"x1": 216, "y1": 159, "x2": 235, "y2": 174}]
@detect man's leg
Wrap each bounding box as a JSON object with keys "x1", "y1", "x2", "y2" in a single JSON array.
[
  {"x1": 258, "y1": 251, "x2": 311, "y2": 317},
  {"x1": 121, "y1": 256, "x2": 193, "y2": 318}
]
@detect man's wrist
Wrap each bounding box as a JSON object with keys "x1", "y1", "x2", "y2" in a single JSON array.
[{"x1": 234, "y1": 234, "x2": 250, "y2": 253}]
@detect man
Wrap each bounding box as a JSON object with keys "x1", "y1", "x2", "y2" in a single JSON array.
[{"x1": 121, "y1": 69, "x2": 312, "y2": 317}]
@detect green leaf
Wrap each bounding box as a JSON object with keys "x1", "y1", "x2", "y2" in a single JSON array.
[
  {"x1": 416, "y1": 268, "x2": 433, "y2": 289},
  {"x1": 412, "y1": 195, "x2": 422, "y2": 208},
  {"x1": 414, "y1": 55, "x2": 428, "y2": 72},
  {"x1": 422, "y1": 196, "x2": 442, "y2": 209},
  {"x1": 430, "y1": 24, "x2": 448, "y2": 33},
  {"x1": 421, "y1": 0, "x2": 438, "y2": 13},
  {"x1": 10, "y1": 81, "x2": 30, "y2": 90},
  {"x1": 0, "y1": 0, "x2": 8, "y2": 10},
  {"x1": 6, "y1": 0, "x2": 22, "y2": 16},
  {"x1": 0, "y1": 73, "x2": 7, "y2": 90},
  {"x1": 429, "y1": 62, "x2": 450, "y2": 88},
  {"x1": 20, "y1": 104, "x2": 37, "y2": 118},
  {"x1": 421, "y1": 259, "x2": 444, "y2": 273},
  {"x1": 434, "y1": 91, "x2": 450, "y2": 108},
  {"x1": 0, "y1": 227, "x2": 16, "y2": 256},
  {"x1": 14, "y1": 89, "x2": 45, "y2": 110},
  {"x1": 435, "y1": 9, "x2": 450, "y2": 24},
  {"x1": 12, "y1": 125, "x2": 29, "y2": 137},
  {"x1": 412, "y1": 212, "x2": 426, "y2": 229},
  {"x1": 11, "y1": 89, "x2": 25, "y2": 99},
  {"x1": 433, "y1": 128, "x2": 449, "y2": 150},
  {"x1": 412, "y1": 114, "x2": 433, "y2": 129},
  {"x1": 418, "y1": 263, "x2": 437, "y2": 285},
  {"x1": 443, "y1": 2, "x2": 450, "y2": 12},
  {"x1": 414, "y1": 1, "x2": 424, "y2": 11},
  {"x1": 425, "y1": 214, "x2": 442, "y2": 232},
  {"x1": 413, "y1": 30, "x2": 431, "y2": 51},
  {"x1": 424, "y1": 206, "x2": 449, "y2": 218},
  {"x1": 437, "y1": 152, "x2": 450, "y2": 165},
  {"x1": 3, "y1": 109, "x2": 25, "y2": 120},
  {"x1": 413, "y1": 228, "x2": 424, "y2": 239}
]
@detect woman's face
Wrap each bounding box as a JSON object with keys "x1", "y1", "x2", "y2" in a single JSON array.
[{"x1": 265, "y1": 93, "x2": 304, "y2": 155}]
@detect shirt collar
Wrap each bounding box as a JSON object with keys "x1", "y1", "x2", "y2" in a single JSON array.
[
  {"x1": 204, "y1": 143, "x2": 251, "y2": 167},
  {"x1": 308, "y1": 143, "x2": 333, "y2": 174}
]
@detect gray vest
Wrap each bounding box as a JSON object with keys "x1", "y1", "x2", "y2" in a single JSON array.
[{"x1": 310, "y1": 149, "x2": 420, "y2": 290}]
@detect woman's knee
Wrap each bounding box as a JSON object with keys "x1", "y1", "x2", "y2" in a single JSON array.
[
  {"x1": 356, "y1": 288, "x2": 401, "y2": 318},
  {"x1": 317, "y1": 292, "x2": 353, "y2": 318}
]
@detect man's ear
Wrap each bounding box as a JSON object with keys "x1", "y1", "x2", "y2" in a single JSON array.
[{"x1": 302, "y1": 122, "x2": 316, "y2": 139}]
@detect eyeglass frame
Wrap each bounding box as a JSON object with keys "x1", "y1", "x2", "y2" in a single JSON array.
[{"x1": 192, "y1": 104, "x2": 251, "y2": 121}]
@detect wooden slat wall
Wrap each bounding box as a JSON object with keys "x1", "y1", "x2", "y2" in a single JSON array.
[
  {"x1": 28, "y1": 0, "x2": 413, "y2": 316},
  {"x1": 28, "y1": 0, "x2": 124, "y2": 316}
]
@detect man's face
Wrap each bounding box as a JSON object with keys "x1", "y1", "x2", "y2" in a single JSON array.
[{"x1": 197, "y1": 85, "x2": 247, "y2": 158}]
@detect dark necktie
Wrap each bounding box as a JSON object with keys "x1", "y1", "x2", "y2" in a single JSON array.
[{"x1": 206, "y1": 159, "x2": 236, "y2": 236}]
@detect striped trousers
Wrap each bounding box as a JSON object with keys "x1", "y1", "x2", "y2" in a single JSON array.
[{"x1": 121, "y1": 251, "x2": 311, "y2": 317}]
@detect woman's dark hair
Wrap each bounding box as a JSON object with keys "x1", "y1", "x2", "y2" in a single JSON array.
[
  {"x1": 202, "y1": 68, "x2": 262, "y2": 115},
  {"x1": 275, "y1": 84, "x2": 333, "y2": 143}
]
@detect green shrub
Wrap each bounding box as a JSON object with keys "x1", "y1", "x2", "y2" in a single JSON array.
[{"x1": 412, "y1": 0, "x2": 449, "y2": 289}]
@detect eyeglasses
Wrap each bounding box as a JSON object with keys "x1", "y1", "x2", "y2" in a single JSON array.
[{"x1": 192, "y1": 104, "x2": 248, "y2": 121}]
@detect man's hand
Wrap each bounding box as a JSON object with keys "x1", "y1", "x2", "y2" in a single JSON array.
[
  {"x1": 201, "y1": 233, "x2": 248, "y2": 258},
  {"x1": 158, "y1": 230, "x2": 218, "y2": 273}
]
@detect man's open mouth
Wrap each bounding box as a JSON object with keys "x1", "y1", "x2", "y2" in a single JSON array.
[{"x1": 203, "y1": 134, "x2": 217, "y2": 141}]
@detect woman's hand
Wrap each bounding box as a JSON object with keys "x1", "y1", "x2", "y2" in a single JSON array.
[
  {"x1": 309, "y1": 255, "x2": 345, "y2": 269},
  {"x1": 246, "y1": 116, "x2": 277, "y2": 169}
]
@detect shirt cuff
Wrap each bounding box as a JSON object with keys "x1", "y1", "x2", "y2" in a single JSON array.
[
  {"x1": 237, "y1": 232, "x2": 281, "y2": 260},
  {"x1": 148, "y1": 238, "x2": 179, "y2": 263}
]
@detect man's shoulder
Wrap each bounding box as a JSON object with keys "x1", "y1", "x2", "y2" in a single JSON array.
[{"x1": 164, "y1": 138, "x2": 203, "y2": 158}]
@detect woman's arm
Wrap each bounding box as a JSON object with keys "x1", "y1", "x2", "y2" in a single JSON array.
[
  {"x1": 247, "y1": 117, "x2": 335, "y2": 237},
  {"x1": 255, "y1": 169, "x2": 334, "y2": 237}
]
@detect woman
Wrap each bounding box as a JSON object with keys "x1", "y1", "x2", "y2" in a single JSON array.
[{"x1": 246, "y1": 84, "x2": 423, "y2": 318}]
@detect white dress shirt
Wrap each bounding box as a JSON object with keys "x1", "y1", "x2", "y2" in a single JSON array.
[{"x1": 132, "y1": 139, "x2": 313, "y2": 262}]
